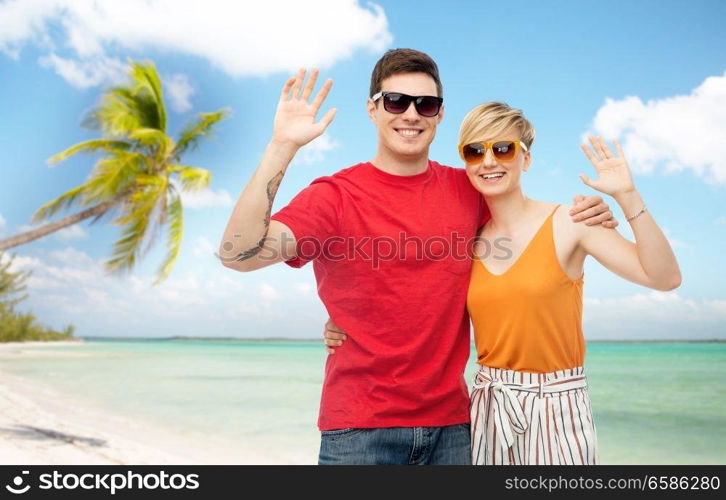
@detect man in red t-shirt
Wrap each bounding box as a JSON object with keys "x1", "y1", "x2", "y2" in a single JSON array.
[{"x1": 219, "y1": 49, "x2": 615, "y2": 465}]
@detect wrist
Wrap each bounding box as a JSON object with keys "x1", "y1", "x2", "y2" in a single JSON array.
[
  {"x1": 614, "y1": 189, "x2": 645, "y2": 219},
  {"x1": 267, "y1": 139, "x2": 300, "y2": 161},
  {"x1": 613, "y1": 188, "x2": 640, "y2": 206},
  {"x1": 268, "y1": 137, "x2": 301, "y2": 153}
]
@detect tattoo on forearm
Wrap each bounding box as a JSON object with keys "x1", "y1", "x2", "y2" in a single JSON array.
[
  {"x1": 263, "y1": 170, "x2": 284, "y2": 227},
  {"x1": 233, "y1": 170, "x2": 285, "y2": 262},
  {"x1": 233, "y1": 236, "x2": 266, "y2": 261}
]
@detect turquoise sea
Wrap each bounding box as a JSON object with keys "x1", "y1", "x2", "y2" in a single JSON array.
[{"x1": 1, "y1": 339, "x2": 724, "y2": 464}]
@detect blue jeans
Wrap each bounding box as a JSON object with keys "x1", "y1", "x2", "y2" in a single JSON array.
[{"x1": 318, "y1": 424, "x2": 471, "y2": 465}]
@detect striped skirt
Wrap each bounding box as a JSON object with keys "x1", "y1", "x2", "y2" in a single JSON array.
[{"x1": 470, "y1": 365, "x2": 599, "y2": 465}]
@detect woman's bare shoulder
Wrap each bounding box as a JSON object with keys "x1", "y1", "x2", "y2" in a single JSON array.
[
  {"x1": 552, "y1": 203, "x2": 588, "y2": 241},
  {"x1": 555, "y1": 202, "x2": 619, "y2": 242}
]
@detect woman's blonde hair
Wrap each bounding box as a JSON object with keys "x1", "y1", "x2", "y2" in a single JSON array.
[{"x1": 458, "y1": 102, "x2": 535, "y2": 149}]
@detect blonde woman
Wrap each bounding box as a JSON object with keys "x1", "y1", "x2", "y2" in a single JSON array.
[
  {"x1": 460, "y1": 102, "x2": 680, "y2": 465},
  {"x1": 325, "y1": 101, "x2": 681, "y2": 465}
]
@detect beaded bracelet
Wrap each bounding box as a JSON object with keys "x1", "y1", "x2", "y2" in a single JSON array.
[{"x1": 626, "y1": 206, "x2": 647, "y2": 222}]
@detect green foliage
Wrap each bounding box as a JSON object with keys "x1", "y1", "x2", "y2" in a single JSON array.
[
  {"x1": 32, "y1": 185, "x2": 89, "y2": 223},
  {"x1": 0, "y1": 253, "x2": 29, "y2": 308},
  {"x1": 47, "y1": 139, "x2": 132, "y2": 165},
  {"x1": 107, "y1": 176, "x2": 168, "y2": 273},
  {"x1": 0, "y1": 304, "x2": 76, "y2": 342},
  {"x1": 174, "y1": 109, "x2": 229, "y2": 159},
  {"x1": 170, "y1": 165, "x2": 211, "y2": 191},
  {"x1": 155, "y1": 190, "x2": 183, "y2": 284},
  {"x1": 0, "y1": 253, "x2": 75, "y2": 342},
  {"x1": 130, "y1": 61, "x2": 167, "y2": 133},
  {"x1": 84, "y1": 151, "x2": 147, "y2": 200},
  {"x1": 27, "y1": 59, "x2": 228, "y2": 283}
]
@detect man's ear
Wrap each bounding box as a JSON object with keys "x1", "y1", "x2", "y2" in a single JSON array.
[
  {"x1": 436, "y1": 103, "x2": 444, "y2": 125},
  {"x1": 523, "y1": 151, "x2": 532, "y2": 172},
  {"x1": 367, "y1": 98, "x2": 377, "y2": 124}
]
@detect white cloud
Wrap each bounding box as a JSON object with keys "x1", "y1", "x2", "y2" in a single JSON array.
[
  {"x1": 38, "y1": 53, "x2": 126, "y2": 89},
  {"x1": 156, "y1": 276, "x2": 201, "y2": 306},
  {"x1": 0, "y1": 0, "x2": 392, "y2": 87},
  {"x1": 0, "y1": 213, "x2": 6, "y2": 230},
  {"x1": 0, "y1": 0, "x2": 58, "y2": 59},
  {"x1": 165, "y1": 73, "x2": 194, "y2": 113},
  {"x1": 49, "y1": 247, "x2": 95, "y2": 267},
  {"x1": 192, "y1": 236, "x2": 216, "y2": 258},
  {"x1": 1, "y1": 252, "x2": 41, "y2": 269},
  {"x1": 295, "y1": 134, "x2": 340, "y2": 166},
  {"x1": 181, "y1": 188, "x2": 234, "y2": 208},
  {"x1": 663, "y1": 228, "x2": 687, "y2": 249},
  {"x1": 55, "y1": 224, "x2": 88, "y2": 242},
  {"x1": 8, "y1": 248, "x2": 98, "y2": 291},
  {"x1": 583, "y1": 291, "x2": 726, "y2": 340},
  {"x1": 587, "y1": 72, "x2": 726, "y2": 184},
  {"x1": 260, "y1": 283, "x2": 280, "y2": 301},
  {"x1": 6, "y1": 245, "x2": 250, "y2": 323},
  {"x1": 293, "y1": 282, "x2": 313, "y2": 295}
]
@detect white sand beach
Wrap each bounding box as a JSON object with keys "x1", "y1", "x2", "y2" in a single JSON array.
[{"x1": 0, "y1": 341, "x2": 283, "y2": 465}]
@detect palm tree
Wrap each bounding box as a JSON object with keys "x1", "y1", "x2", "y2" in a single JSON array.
[{"x1": 0, "y1": 60, "x2": 227, "y2": 283}]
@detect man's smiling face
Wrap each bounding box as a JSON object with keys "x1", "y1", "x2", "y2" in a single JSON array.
[{"x1": 367, "y1": 72, "x2": 444, "y2": 163}]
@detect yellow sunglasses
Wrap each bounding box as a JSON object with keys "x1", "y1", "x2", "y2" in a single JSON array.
[{"x1": 458, "y1": 140, "x2": 528, "y2": 165}]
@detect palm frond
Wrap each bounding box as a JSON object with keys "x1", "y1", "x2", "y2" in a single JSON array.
[
  {"x1": 47, "y1": 139, "x2": 131, "y2": 165},
  {"x1": 169, "y1": 165, "x2": 211, "y2": 191},
  {"x1": 85, "y1": 151, "x2": 147, "y2": 200},
  {"x1": 132, "y1": 173, "x2": 167, "y2": 189},
  {"x1": 173, "y1": 109, "x2": 228, "y2": 159},
  {"x1": 127, "y1": 127, "x2": 173, "y2": 159},
  {"x1": 87, "y1": 83, "x2": 162, "y2": 137},
  {"x1": 130, "y1": 61, "x2": 167, "y2": 133},
  {"x1": 0, "y1": 253, "x2": 30, "y2": 308},
  {"x1": 154, "y1": 191, "x2": 183, "y2": 284},
  {"x1": 31, "y1": 185, "x2": 89, "y2": 223},
  {"x1": 88, "y1": 87, "x2": 142, "y2": 136},
  {"x1": 139, "y1": 186, "x2": 170, "y2": 259},
  {"x1": 106, "y1": 181, "x2": 166, "y2": 274}
]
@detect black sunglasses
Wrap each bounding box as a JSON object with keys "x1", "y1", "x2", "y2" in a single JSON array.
[{"x1": 371, "y1": 91, "x2": 443, "y2": 117}]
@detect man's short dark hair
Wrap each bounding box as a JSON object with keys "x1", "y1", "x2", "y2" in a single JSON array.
[{"x1": 369, "y1": 48, "x2": 443, "y2": 98}]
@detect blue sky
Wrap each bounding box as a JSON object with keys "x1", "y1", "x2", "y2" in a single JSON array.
[{"x1": 0, "y1": 0, "x2": 724, "y2": 339}]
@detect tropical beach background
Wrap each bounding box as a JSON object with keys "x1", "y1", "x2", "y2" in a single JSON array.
[{"x1": 0, "y1": 0, "x2": 724, "y2": 464}]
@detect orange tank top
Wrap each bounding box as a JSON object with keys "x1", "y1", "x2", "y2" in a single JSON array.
[{"x1": 467, "y1": 205, "x2": 585, "y2": 373}]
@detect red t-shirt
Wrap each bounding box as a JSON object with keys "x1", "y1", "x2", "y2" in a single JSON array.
[{"x1": 271, "y1": 161, "x2": 489, "y2": 430}]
